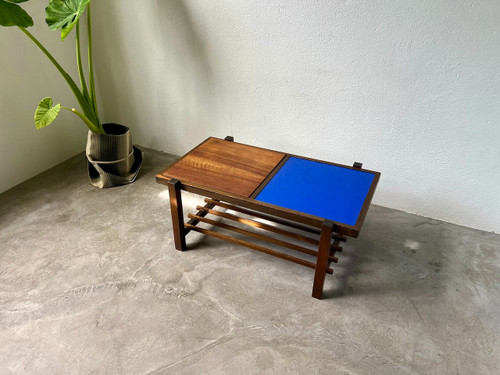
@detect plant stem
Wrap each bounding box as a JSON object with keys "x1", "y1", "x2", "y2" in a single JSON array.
[
  {"x1": 18, "y1": 26, "x2": 104, "y2": 133},
  {"x1": 87, "y1": 3, "x2": 100, "y2": 124},
  {"x1": 62, "y1": 106, "x2": 105, "y2": 134},
  {"x1": 76, "y1": 19, "x2": 89, "y2": 99}
]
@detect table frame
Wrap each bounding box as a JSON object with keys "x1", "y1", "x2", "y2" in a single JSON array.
[{"x1": 156, "y1": 136, "x2": 380, "y2": 299}]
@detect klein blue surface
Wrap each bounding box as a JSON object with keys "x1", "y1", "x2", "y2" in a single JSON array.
[{"x1": 255, "y1": 157, "x2": 375, "y2": 226}]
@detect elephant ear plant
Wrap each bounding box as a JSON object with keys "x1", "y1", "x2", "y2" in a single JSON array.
[
  {"x1": 1, "y1": 0, "x2": 143, "y2": 188},
  {"x1": 0, "y1": 0, "x2": 105, "y2": 134}
]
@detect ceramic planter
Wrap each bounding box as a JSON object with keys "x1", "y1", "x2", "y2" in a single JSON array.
[{"x1": 85, "y1": 123, "x2": 143, "y2": 188}]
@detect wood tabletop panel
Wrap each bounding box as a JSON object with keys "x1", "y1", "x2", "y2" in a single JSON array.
[{"x1": 156, "y1": 137, "x2": 285, "y2": 197}]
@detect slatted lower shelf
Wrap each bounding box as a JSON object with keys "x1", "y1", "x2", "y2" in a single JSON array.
[{"x1": 184, "y1": 200, "x2": 344, "y2": 275}]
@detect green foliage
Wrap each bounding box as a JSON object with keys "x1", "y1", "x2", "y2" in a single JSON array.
[
  {"x1": 0, "y1": 0, "x2": 33, "y2": 27},
  {"x1": 34, "y1": 97, "x2": 61, "y2": 129},
  {"x1": 45, "y1": 0, "x2": 91, "y2": 41},
  {"x1": 0, "y1": 0, "x2": 105, "y2": 133}
]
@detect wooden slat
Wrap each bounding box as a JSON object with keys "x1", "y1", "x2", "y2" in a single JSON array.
[
  {"x1": 205, "y1": 198, "x2": 347, "y2": 242},
  {"x1": 189, "y1": 211, "x2": 338, "y2": 263},
  {"x1": 188, "y1": 213, "x2": 319, "y2": 258},
  {"x1": 184, "y1": 201, "x2": 217, "y2": 235},
  {"x1": 195, "y1": 206, "x2": 343, "y2": 253},
  {"x1": 328, "y1": 239, "x2": 341, "y2": 266},
  {"x1": 185, "y1": 223, "x2": 333, "y2": 274}
]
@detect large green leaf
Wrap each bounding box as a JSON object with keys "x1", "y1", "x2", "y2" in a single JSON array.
[
  {"x1": 45, "y1": 0, "x2": 90, "y2": 41},
  {"x1": 0, "y1": 0, "x2": 33, "y2": 27},
  {"x1": 34, "y1": 97, "x2": 61, "y2": 129}
]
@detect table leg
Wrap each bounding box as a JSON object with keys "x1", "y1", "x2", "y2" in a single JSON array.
[
  {"x1": 168, "y1": 178, "x2": 186, "y2": 251},
  {"x1": 312, "y1": 220, "x2": 334, "y2": 299}
]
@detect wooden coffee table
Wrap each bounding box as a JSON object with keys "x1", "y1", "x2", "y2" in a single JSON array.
[{"x1": 156, "y1": 136, "x2": 380, "y2": 299}]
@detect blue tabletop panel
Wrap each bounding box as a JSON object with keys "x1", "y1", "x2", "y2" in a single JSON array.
[{"x1": 255, "y1": 157, "x2": 374, "y2": 226}]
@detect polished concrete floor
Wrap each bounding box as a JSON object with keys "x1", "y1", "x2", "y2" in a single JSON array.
[{"x1": 0, "y1": 148, "x2": 499, "y2": 375}]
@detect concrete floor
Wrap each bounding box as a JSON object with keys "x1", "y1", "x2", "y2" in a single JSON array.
[{"x1": 0, "y1": 147, "x2": 499, "y2": 375}]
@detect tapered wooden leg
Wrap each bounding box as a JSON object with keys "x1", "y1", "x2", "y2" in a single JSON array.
[
  {"x1": 312, "y1": 220, "x2": 334, "y2": 299},
  {"x1": 168, "y1": 178, "x2": 186, "y2": 251}
]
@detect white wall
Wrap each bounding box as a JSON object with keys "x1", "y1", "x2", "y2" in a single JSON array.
[
  {"x1": 92, "y1": 0, "x2": 500, "y2": 233},
  {"x1": 0, "y1": 2, "x2": 87, "y2": 193}
]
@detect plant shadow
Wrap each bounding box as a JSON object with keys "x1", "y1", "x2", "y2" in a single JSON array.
[{"x1": 92, "y1": 1, "x2": 217, "y2": 152}]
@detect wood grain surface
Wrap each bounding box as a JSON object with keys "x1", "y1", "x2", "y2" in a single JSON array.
[{"x1": 157, "y1": 138, "x2": 285, "y2": 197}]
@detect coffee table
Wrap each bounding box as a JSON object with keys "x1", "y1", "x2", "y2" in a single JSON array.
[{"x1": 156, "y1": 136, "x2": 380, "y2": 299}]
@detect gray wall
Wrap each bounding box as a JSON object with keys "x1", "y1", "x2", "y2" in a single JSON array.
[
  {"x1": 92, "y1": 0, "x2": 500, "y2": 232},
  {"x1": 0, "y1": 2, "x2": 87, "y2": 193},
  {"x1": 1, "y1": 1, "x2": 499, "y2": 233}
]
